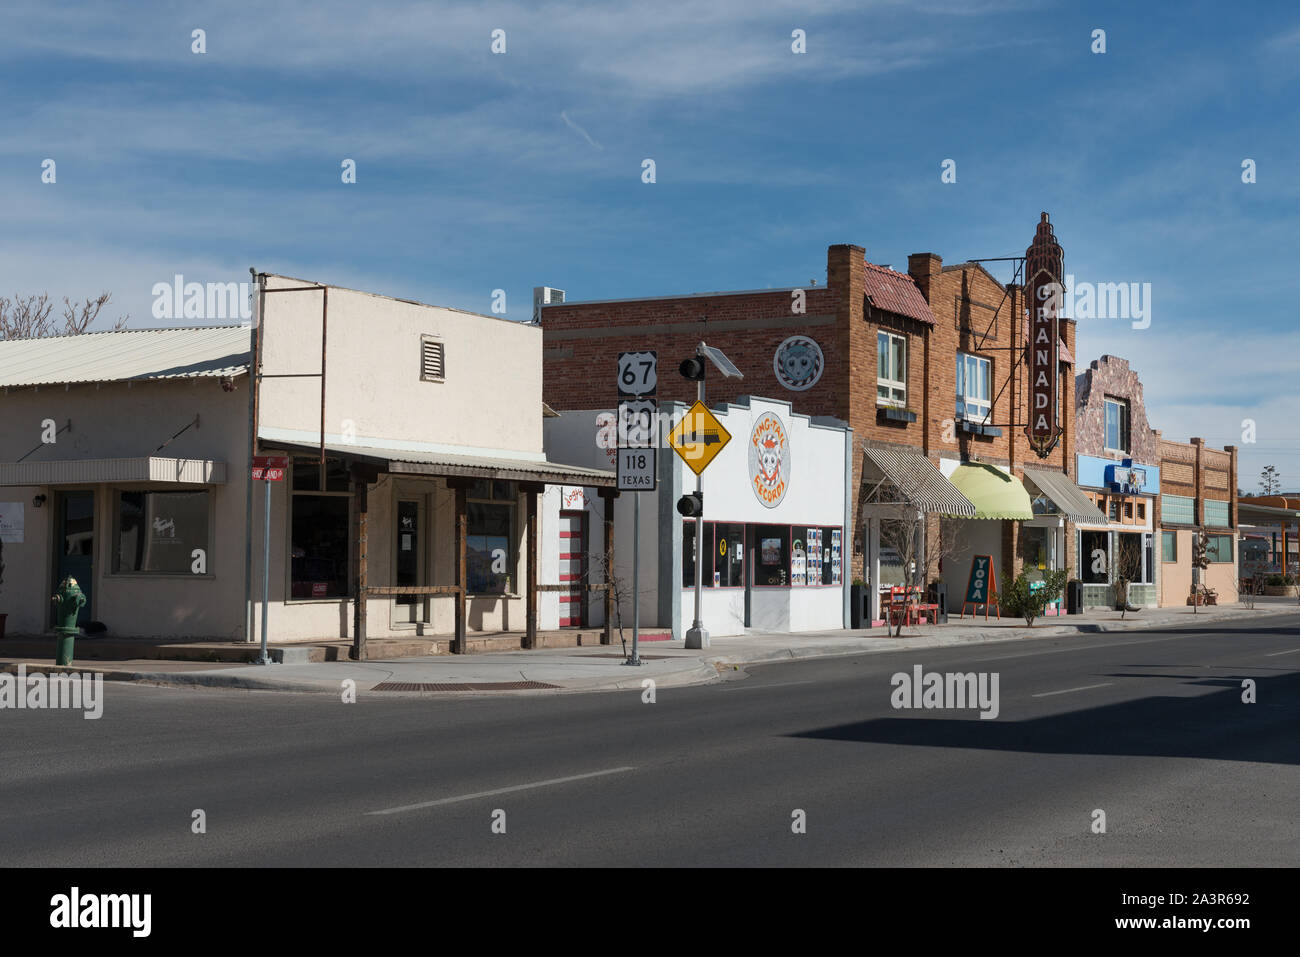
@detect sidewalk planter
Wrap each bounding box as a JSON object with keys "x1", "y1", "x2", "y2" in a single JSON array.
[{"x1": 1262, "y1": 585, "x2": 1299, "y2": 597}]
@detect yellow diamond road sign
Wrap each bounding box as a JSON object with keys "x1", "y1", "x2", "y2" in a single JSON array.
[{"x1": 667, "y1": 401, "x2": 732, "y2": 475}]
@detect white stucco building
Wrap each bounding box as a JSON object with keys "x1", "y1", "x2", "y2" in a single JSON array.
[
  {"x1": 543, "y1": 396, "x2": 852, "y2": 639},
  {"x1": 0, "y1": 274, "x2": 614, "y2": 656}
]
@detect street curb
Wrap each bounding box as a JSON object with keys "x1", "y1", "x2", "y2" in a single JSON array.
[{"x1": 19, "y1": 606, "x2": 1288, "y2": 696}]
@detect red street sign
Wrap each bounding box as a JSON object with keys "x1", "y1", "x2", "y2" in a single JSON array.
[
  {"x1": 251, "y1": 455, "x2": 289, "y2": 481},
  {"x1": 1024, "y1": 212, "x2": 1063, "y2": 458}
]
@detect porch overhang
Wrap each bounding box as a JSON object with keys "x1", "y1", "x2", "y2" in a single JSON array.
[
  {"x1": 263, "y1": 440, "x2": 616, "y2": 487},
  {"x1": 0, "y1": 456, "x2": 226, "y2": 487}
]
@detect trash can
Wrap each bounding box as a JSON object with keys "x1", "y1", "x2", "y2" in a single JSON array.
[
  {"x1": 851, "y1": 583, "x2": 870, "y2": 629},
  {"x1": 930, "y1": 582, "x2": 948, "y2": 624},
  {"x1": 1067, "y1": 579, "x2": 1083, "y2": 615}
]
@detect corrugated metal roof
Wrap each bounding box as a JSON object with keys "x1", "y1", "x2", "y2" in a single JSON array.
[
  {"x1": 1022, "y1": 467, "x2": 1107, "y2": 526},
  {"x1": 864, "y1": 261, "x2": 936, "y2": 326},
  {"x1": 862, "y1": 444, "x2": 975, "y2": 516},
  {"x1": 266, "y1": 439, "x2": 618, "y2": 487},
  {"x1": 0, "y1": 326, "x2": 251, "y2": 387}
]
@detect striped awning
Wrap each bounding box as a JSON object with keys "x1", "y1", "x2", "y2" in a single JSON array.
[
  {"x1": 1022, "y1": 467, "x2": 1108, "y2": 526},
  {"x1": 862, "y1": 445, "x2": 976, "y2": 516}
]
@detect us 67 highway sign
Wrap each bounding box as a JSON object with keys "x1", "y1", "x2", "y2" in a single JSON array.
[{"x1": 618, "y1": 351, "x2": 657, "y2": 396}]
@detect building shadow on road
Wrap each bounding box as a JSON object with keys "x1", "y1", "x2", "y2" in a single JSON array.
[{"x1": 789, "y1": 669, "x2": 1300, "y2": 766}]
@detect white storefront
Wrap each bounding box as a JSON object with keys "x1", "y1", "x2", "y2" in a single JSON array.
[{"x1": 543, "y1": 396, "x2": 852, "y2": 639}]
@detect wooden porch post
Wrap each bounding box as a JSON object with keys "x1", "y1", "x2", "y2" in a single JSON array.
[
  {"x1": 522, "y1": 482, "x2": 543, "y2": 649},
  {"x1": 599, "y1": 487, "x2": 616, "y2": 645},
  {"x1": 351, "y1": 469, "x2": 369, "y2": 661},
  {"x1": 454, "y1": 483, "x2": 468, "y2": 655}
]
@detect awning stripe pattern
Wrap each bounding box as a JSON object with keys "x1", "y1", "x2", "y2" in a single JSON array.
[
  {"x1": 1022, "y1": 467, "x2": 1108, "y2": 525},
  {"x1": 862, "y1": 445, "x2": 976, "y2": 516}
]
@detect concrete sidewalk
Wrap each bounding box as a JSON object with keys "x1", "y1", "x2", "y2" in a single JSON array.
[{"x1": 6, "y1": 599, "x2": 1294, "y2": 696}]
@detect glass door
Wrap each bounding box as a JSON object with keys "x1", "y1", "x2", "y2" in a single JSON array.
[
  {"x1": 392, "y1": 498, "x2": 427, "y2": 625},
  {"x1": 55, "y1": 491, "x2": 95, "y2": 627}
]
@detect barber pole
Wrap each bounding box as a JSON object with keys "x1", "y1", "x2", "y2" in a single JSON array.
[{"x1": 1025, "y1": 212, "x2": 1064, "y2": 457}]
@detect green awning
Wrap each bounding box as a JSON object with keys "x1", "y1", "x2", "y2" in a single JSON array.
[{"x1": 948, "y1": 463, "x2": 1035, "y2": 520}]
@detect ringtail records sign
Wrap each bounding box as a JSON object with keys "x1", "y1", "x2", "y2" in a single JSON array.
[{"x1": 1025, "y1": 212, "x2": 1064, "y2": 458}]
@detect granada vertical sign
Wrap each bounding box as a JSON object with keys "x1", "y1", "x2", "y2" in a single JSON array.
[{"x1": 1025, "y1": 212, "x2": 1064, "y2": 457}]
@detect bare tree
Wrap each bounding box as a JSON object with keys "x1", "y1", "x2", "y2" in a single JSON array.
[
  {"x1": 1113, "y1": 535, "x2": 1143, "y2": 619},
  {"x1": 0, "y1": 291, "x2": 128, "y2": 340},
  {"x1": 1235, "y1": 551, "x2": 1267, "y2": 610},
  {"x1": 1190, "y1": 529, "x2": 1209, "y2": 614},
  {"x1": 879, "y1": 514, "x2": 923, "y2": 637}
]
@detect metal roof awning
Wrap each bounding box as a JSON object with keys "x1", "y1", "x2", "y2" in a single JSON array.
[
  {"x1": 264, "y1": 440, "x2": 617, "y2": 487},
  {"x1": 862, "y1": 445, "x2": 976, "y2": 516},
  {"x1": 0, "y1": 326, "x2": 250, "y2": 388},
  {"x1": 0, "y1": 456, "x2": 226, "y2": 487},
  {"x1": 949, "y1": 463, "x2": 1035, "y2": 520},
  {"x1": 1022, "y1": 467, "x2": 1108, "y2": 526}
]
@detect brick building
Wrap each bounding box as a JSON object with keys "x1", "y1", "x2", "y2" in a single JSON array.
[
  {"x1": 540, "y1": 214, "x2": 1099, "y2": 625},
  {"x1": 1158, "y1": 436, "x2": 1239, "y2": 605},
  {"x1": 1073, "y1": 355, "x2": 1161, "y2": 608}
]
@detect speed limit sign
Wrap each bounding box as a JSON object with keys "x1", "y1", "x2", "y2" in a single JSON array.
[{"x1": 617, "y1": 351, "x2": 658, "y2": 396}]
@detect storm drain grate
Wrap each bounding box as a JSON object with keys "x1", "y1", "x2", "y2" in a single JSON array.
[{"x1": 371, "y1": 681, "x2": 560, "y2": 692}]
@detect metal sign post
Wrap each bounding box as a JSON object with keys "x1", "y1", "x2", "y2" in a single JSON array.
[
  {"x1": 668, "y1": 342, "x2": 743, "y2": 650},
  {"x1": 251, "y1": 455, "x2": 288, "y2": 666},
  {"x1": 617, "y1": 352, "x2": 657, "y2": 666}
]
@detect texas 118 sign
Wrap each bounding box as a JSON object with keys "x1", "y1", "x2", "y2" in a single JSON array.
[{"x1": 1025, "y1": 212, "x2": 1064, "y2": 458}]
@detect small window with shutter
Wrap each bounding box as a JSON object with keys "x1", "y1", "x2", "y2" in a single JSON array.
[{"x1": 420, "y1": 335, "x2": 445, "y2": 382}]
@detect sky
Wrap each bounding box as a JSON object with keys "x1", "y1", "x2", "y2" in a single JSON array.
[{"x1": 1, "y1": 0, "x2": 1297, "y2": 489}]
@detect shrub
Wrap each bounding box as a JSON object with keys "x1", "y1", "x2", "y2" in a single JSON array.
[{"x1": 1001, "y1": 570, "x2": 1070, "y2": 626}]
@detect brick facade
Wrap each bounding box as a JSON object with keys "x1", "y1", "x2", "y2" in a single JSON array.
[{"x1": 540, "y1": 223, "x2": 1079, "y2": 586}]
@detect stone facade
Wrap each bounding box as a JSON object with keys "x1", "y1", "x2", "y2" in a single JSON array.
[{"x1": 1074, "y1": 355, "x2": 1159, "y2": 462}]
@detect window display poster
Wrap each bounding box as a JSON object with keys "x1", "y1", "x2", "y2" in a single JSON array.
[
  {"x1": 761, "y1": 538, "x2": 782, "y2": 565},
  {"x1": 0, "y1": 502, "x2": 22, "y2": 543},
  {"x1": 791, "y1": 538, "x2": 807, "y2": 586},
  {"x1": 831, "y1": 529, "x2": 842, "y2": 584}
]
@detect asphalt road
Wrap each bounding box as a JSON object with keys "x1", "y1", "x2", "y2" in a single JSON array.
[{"x1": 3, "y1": 614, "x2": 1298, "y2": 867}]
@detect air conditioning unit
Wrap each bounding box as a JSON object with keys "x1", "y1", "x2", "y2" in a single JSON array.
[{"x1": 532, "y1": 286, "x2": 564, "y2": 323}]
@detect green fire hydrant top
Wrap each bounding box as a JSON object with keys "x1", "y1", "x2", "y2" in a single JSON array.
[{"x1": 51, "y1": 576, "x2": 86, "y2": 666}]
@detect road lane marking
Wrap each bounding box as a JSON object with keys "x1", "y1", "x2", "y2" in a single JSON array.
[
  {"x1": 366, "y1": 766, "x2": 637, "y2": 816},
  {"x1": 1264, "y1": 647, "x2": 1300, "y2": 656},
  {"x1": 1031, "y1": 682, "x2": 1114, "y2": 698}
]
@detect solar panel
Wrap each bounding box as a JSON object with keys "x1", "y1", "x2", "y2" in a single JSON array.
[{"x1": 699, "y1": 342, "x2": 743, "y2": 380}]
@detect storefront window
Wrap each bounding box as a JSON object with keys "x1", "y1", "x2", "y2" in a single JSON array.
[
  {"x1": 1080, "y1": 530, "x2": 1108, "y2": 583},
  {"x1": 468, "y1": 482, "x2": 516, "y2": 594},
  {"x1": 753, "y1": 525, "x2": 790, "y2": 586},
  {"x1": 682, "y1": 520, "x2": 698, "y2": 587},
  {"x1": 1161, "y1": 530, "x2": 1177, "y2": 562},
  {"x1": 1206, "y1": 534, "x2": 1234, "y2": 563},
  {"x1": 291, "y1": 494, "x2": 350, "y2": 598},
  {"x1": 115, "y1": 491, "x2": 210, "y2": 574}
]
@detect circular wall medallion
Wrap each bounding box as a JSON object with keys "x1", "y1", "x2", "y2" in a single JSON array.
[
  {"x1": 773, "y1": 335, "x2": 824, "y2": 391},
  {"x1": 748, "y1": 412, "x2": 790, "y2": 508}
]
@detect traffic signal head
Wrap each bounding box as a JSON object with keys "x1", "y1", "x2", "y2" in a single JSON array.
[
  {"x1": 676, "y1": 491, "x2": 703, "y2": 517},
  {"x1": 679, "y1": 357, "x2": 706, "y2": 381}
]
